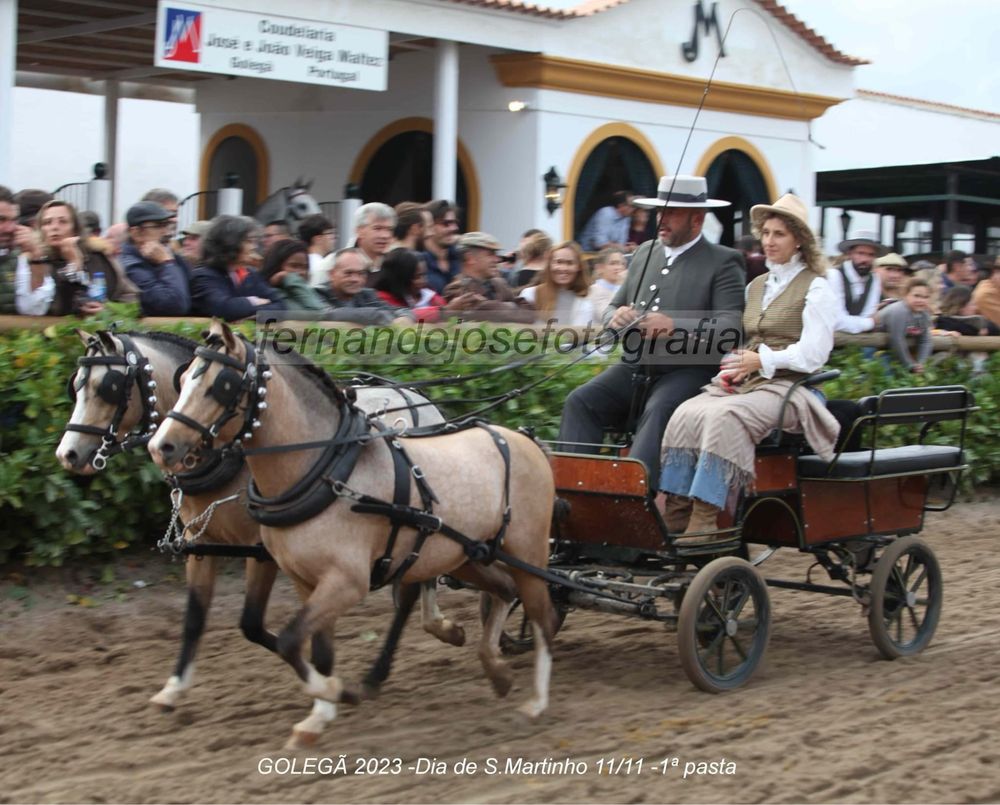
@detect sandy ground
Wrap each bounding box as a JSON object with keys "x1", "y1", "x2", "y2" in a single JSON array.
[{"x1": 2, "y1": 499, "x2": 1000, "y2": 805}]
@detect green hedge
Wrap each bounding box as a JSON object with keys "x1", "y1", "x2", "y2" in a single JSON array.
[{"x1": 1, "y1": 306, "x2": 998, "y2": 566}]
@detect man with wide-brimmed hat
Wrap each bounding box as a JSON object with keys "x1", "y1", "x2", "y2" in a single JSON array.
[
  {"x1": 558, "y1": 174, "x2": 746, "y2": 479},
  {"x1": 828, "y1": 229, "x2": 887, "y2": 332},
  {"x1": 874, "y1": 251, "x2": 912, "y2": 304}
]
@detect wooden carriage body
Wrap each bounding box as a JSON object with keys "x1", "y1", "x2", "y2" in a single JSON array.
[{"x1": 550, "y1": 385, "x2": 974, "y2": 554}]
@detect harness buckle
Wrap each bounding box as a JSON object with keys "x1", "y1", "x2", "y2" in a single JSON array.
[{"x1": 412, "y1": 465, "x2": 426, "y2": 481}]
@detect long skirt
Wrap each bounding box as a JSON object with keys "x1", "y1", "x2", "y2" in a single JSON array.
[{"x1": 658, "y1": 383, "x2": 812, "y2": 509}]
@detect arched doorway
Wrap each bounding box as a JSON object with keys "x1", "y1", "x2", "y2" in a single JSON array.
[
  {"x1": 573, "y1": 136, "x2": 658, "y2": 245},
  {"x1": 703, "y1": 149, "x2": 770, "y2": 245},
  {"x1": 200, "y1": 124, "x2": 269, "y2": 218},
  {"x1": 350, "y1": 118, "x2": 480, "y2": 230}
]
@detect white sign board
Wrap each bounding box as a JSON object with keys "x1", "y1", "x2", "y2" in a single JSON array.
[{"x1": 155, "y1": 2, "x2": 388, "y2": 91}]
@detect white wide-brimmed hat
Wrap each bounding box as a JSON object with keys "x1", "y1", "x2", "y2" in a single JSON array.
[
  {"x1": 750, "y1": 193, "x2": 815, "y2": 249},
  {"x1": 632, "y1": 175, "x2": 731, "y2": 209},
  {"x1": 837, "y1": 229, "x2": 888, "y2": 256}
]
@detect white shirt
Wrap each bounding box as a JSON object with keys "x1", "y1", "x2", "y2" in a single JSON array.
[
  {"x1": 663, "y1": 233, "x2": 702, "y2": 265},
  {"x1": 308, "y1": 252, "x2": 331, "y2": 288},
  {"x1": 15, "y1": 253, "x2": 56, "y2": 315},
  {"x1": 518, "y1": 285, "x2": 594, "y2": 326},
  {"x1": 826, "y1": 260, "x2": 881, "y2": 333},
  {"x1": 749, "y1": 255, "x2": 837, "y2": 379}
]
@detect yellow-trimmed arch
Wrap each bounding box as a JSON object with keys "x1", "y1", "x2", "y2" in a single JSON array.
[
  {"x1": 562, "y1": 122, "x2": 665, "y2": 242},
  {"x1": 349, "y1": 116, "x2": 481, "y2": 231},
  {"x1": 199, "y1": 123, "x2": 270, "y2": 215},
  {"x1": 694, "y1": 136, "x2": 779, "y2": 204}
]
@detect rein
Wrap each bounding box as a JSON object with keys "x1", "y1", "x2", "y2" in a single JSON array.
[{"x1": 64, "y1": 333, "x2": 159, "y2": 470}]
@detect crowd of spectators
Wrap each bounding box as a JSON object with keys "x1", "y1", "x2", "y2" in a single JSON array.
[{"x1": 1, "y1": 182, "x2": 998, "y2": 375}]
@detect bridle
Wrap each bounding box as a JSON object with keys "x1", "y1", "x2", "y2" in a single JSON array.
[
  {"x1": 165, "y1": 336, "x2": 271, "y2": 465},
  {"x1": 64, "y1": 333, "x2": 159, "y2": 471}
]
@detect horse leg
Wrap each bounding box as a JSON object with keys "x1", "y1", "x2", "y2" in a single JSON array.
[
  {"x1": 276, "y1": 572, "x2": 366, "y2": 747},
  {"x1": 360, "y1": 581, "x2": 421, "y2": 700},
  {"x1": 150, "y1": 555, "x2": 216, "y2": 711},
  {"x1": 238, "y1": 558, "x2": 279, "y2": 652},
  {"x1": 418, "y1": 579, "x2": 466, "y2": 647},
  {"x1": 289, "y1": 630, "x2": 337, "y2": 748},
  {"x1": 509, "y1": 569, "x2": 556, "y2": 719},
  {"x1": 478, "y1": 592, "x2": 515, "y2": 698}
]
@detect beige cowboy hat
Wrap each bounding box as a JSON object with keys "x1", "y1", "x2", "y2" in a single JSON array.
[
  {"x1": 632, "y1": 175, "x2": 731, "y2": 209},
  {"x1": 750, "y1": 193, "x2": 816, "y2": 249},
  {"x1": 837, "y1": 229, "x2": 888, "y2": 256},
  {"x1": 875, "y1": 252, "x2": 912, "y2": 272}
]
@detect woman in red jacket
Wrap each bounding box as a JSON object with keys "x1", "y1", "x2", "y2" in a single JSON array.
[{"x1": 373, "y1": 247, "x2": 449, "y2": 323}]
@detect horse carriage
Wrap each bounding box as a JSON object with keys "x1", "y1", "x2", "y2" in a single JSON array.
[
  {"x1": 59, "y1": 322, "x2": 975, "y2": 746},
  {"x1": 489, "y1": 374, "x2": 974, "y2": 692}
]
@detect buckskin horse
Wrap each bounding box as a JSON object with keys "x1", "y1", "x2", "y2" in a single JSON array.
[
  {"x1": 56, "y1": 328, "x2": 481, "y2": 743},
  {"x1": 148, "y1": 321, "x2": 558, "y2": 746}
]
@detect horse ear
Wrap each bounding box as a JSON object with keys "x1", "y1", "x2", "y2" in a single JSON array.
[
  {"x1": 305, "y1": 177, "x2": 313, "y2": 190},
  {"x1": 75, "y1": 328, "x2": 93, "y2": 345},
  {"x1": 294, "y1": 175, "x2": 303, "y2": 189},
  {"x1": 97, "y1": 330, "x2": 117, "y2": 352},
  {"x1": 220, "y1": 321, "x2": 238, "y2": 353}
]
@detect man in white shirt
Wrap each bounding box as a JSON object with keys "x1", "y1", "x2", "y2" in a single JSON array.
[{"x1": 826, "y1": 230, "x2": 887, "y2": 333}]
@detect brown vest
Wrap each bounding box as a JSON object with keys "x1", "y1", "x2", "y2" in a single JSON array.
[{"x1": 739, "y1": 268, "x2": 815, "y2": 392}]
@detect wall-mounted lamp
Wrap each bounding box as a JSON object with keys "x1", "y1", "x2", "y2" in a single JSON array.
[
  {"x1": 507, "y1": 100, "x2": 528, "y2": 112},
  {"x1": 543, "y1": 166, "x2": 566, "y2": 216},
  {"x1": 839, "y1": 209, "x2": 852, "y2": 240}
]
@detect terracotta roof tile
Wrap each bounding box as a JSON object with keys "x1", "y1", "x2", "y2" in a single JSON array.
[
  {"x1": 857, "y1": 89, "x2": 1000, "y2": 120},
  {"x1": 440, "y1": 0, "x2": 627, "y2": 19},
  {"x1": 442, "y1": 0, "x2": 867, "y2": 66},
  {"x1": 751, "y1": 0, "x2": 869, "y2": 66}
]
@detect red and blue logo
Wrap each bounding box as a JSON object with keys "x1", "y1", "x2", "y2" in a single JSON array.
[{"x1": 163, "y1": 8, "x2": 201, "y2": 63}]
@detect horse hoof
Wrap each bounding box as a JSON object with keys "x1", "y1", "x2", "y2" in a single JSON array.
[
  {"x1": 286, "y1": 729, "x2": 320, "y2": 750},
  {"x1": 149, "y1": 692, "x2": 177, "y2": 713},
  {"x1": 518, "y1": 700, "x2": 547, "y2": 719},
  {"x1": 340, "y1": 685, "x2": 362, "y2": 706},
  {"x1": 443, "y1": 623, "x2": 466, "y2": 647},
  {"x1": 490, "y1": 672, "x2": 514, "y2": 699}
]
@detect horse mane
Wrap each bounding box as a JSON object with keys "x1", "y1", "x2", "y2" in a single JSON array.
[
  {"x1": 259, "y1": 338, "x2": 347, "y2": 406},
  {"x1": 127, "y1": 330, "x2": 197, "y2": 363}
]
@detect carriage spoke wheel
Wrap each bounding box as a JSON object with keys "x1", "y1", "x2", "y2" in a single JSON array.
[
  {"x1": 867, "y1": 536, "x2": 942, "y2": 659},
  {"x1": 479, "y1": 593, "x2": 566, "y2": 656},
  {"x1": 677, "y1": 557, "x2": 770, "y2": 693}
]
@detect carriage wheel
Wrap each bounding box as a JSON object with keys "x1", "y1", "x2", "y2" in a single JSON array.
[
  {"x1": 867, "y1": 536, "x2": 942, "y2": 659},
  {"x1": 677, "y1": 556, "x2": 771, "y2": 693},
  {"x1": 479, "y1": 593, "x2": 567, "y2": 656}
]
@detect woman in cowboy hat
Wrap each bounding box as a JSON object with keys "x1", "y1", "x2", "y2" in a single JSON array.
[{"x1": 657, "y1": 194, "x2": 841, "y2": 542}]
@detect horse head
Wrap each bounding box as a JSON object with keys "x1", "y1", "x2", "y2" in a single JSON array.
[
  {"x1": 148, "y1": 321, "x2": 262, "y2": 474},
  {"x1": 286, "y1": 181, "x2": 321, "y2": 222},
  {"x1": 57, "y1": 329, "x2": 160, "y2": 474}
]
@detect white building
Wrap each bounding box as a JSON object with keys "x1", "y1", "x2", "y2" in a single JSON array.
[{"x1": 4, "y1": 0, "x2": 866, "y2": 248}]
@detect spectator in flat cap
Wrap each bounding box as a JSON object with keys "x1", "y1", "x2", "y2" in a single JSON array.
[
  {"x1": 120, "y1": 201, "x2": 192, "y2": 317},
  {"x1": 442, "y1": 232, "x2": 535, "y2": 323},
  {"x1": 178, "y1": 220, "x2": 212, "y2": 265},
  {"x1": 12, "y1": 188, "x2": 53, "y2": 228}
]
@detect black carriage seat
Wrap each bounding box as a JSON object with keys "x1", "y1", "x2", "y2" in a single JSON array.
[
  {"x1": 796, "y1": 385, "x2": 975, "y2": 480},
  {"x1": 797, "y1": 444, "x2": 962, "y2": 479}
]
